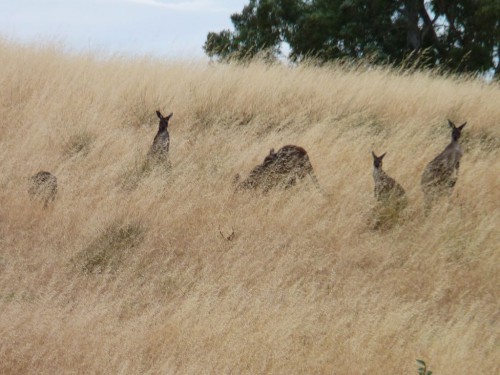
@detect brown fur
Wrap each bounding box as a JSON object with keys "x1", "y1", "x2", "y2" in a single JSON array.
[
  {"x1": 370, "y1": 151, "x2": 407, "y2": 230},
  {"x1": 372, "y1": 151, "x2": 407, "y2": 208},
  {"x1": 235, "y1": 145, "x2": 321, "y2": 193}
]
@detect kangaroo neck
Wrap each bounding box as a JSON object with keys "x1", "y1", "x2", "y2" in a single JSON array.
[
  {"x1": 155, "y1": 129, "x2": 169, "y2": 139},
  {"x1": 373, "y1": 167, "x2": 385, "y2": 179},
  {"x1": 447, "y1": 138, "x2": 461, "y2": 151}
]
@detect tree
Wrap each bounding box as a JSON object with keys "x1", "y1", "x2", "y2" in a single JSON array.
[
  {"x1": 203, "y1": 0, "x2": 499, "y2": 77},
  {"x1": 204, "y1": 0, "x2": 284, "y2": 60}
]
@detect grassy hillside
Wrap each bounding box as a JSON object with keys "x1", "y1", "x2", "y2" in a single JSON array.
[{"x1": 0, "y1": 39, "x2": 499, "y2": 374}]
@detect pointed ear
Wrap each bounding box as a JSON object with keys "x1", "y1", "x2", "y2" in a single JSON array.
[
  {"x1": 371, "y1": 151, "x2": 377, "y2": 159},
  {"x1": 166, "y1": 112, "x2": 173, "y2": 120},
  {"x1": 448, "y1": 119, "x2": 456, "y2": 129},
  {"x1": 380, "y1": 152, "x2": 386, "y2": 160},
  {"x1": 458, "y1": 122, "x2": 467, "y2": 130},
  {"x1": 156, "y1": 110, "x2": 163, "y2": 119}
]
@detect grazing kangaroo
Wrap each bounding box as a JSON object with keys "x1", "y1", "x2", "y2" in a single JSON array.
[
  {"x1": 421, "y1": 119, "x2": 466, "y2": 212},
  {"x1": 147, "y1": 110, "x2": 173, "y2": 166},
  {"x1": 28, "y1": 171, "x2": 57, "y2": 208},
  {"x1": 234, "y1": 145, "x2": 322, "y2": 193},
  {"x1": 372, "y1": 151, "x2": 407, "y2": 208}
]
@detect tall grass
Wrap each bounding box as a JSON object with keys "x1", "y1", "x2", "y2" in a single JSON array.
[{"x1": 0, "y1": 39, "x2": 499, "y2": 374}]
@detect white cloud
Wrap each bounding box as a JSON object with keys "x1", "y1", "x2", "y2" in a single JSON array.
[{"x1": 119, "y1": 0, "x2": 230, "y2": 12}]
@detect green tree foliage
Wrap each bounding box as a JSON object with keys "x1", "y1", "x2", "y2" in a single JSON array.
[
  {"x1": 204, "y1": 0, "x2": 284, "y2": 60},
  {"x1": 203, "y1": 0, "x2": 499, "y2": 76}
]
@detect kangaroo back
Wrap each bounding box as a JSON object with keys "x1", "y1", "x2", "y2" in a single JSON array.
[
  {"x1": 235, "y1": 145, "x2": 322, "y2": 192},
  {"x1": 148, "y1": 110, "x2": 172, "y2": 165}
]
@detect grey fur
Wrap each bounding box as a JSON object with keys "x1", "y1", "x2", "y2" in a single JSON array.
[
  {"x1": 147, "y1": 110, "x2": 173, "y2": 166},
  {"x1": 421, "y1": 119, "x2": 466, "y2": 212}
]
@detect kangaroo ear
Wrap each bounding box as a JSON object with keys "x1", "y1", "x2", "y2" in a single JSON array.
[
  {"x1": 166, "y1": 112, "x2": 173, "y2": 120},
  {"x1": 448, "y1": 119, "x2": 456, "y2": 129},
  {"x1": 458, "y1": 122, "x2": 467, "y2": 130},
  {"x1": 371, "y1": 151, "x2": 377, "y2": 159},
  {"x1": 156, "y1": 110, "x2": 163, "y2": 119},
  {"x1": 380, "y1": 152, "x2": 386, "y2": 160}
]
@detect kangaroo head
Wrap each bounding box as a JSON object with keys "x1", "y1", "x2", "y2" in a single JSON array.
[
  {"x1": 264, "y1": 148, "x2": 277, "y2": 164},
  {"x1": 156, "y1": 110, "x2": 173, "y2": 132},
  {"x1": 448, "y1": 119, "x2": 467, "y2": 141},
  {"x1": 372, "y1": 151, "x2": 386, "y2": 169}
]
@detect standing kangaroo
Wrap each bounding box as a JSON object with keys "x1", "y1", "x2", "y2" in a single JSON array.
[
  {"x1": 147, "y1": 110, "x2": 173, "y2": 166},
  {"x1": 372, "y1": 151, "x2": 407, "y2": 209},
  {"x1": 421, "y1": 119, "x2": 466, "y2": 212},
  {"x1": 234, "y1": 145, "x2": 322, "y2": 193},
  {"x1": 28, "y1": 171, "x2": 57, "y2": 208}
]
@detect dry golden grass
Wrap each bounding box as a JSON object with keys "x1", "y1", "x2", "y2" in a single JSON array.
[{"x1": 0, "y1": 39, "x2": 499, "y2": 374}]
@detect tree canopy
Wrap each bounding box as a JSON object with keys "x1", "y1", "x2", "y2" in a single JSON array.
[{"x1": 204, "y1": 0, "x2": 499, "y2": 77}]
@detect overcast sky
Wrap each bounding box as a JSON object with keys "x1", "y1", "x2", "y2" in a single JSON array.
[{"x1": 0, "y1": 0, "x2": 247, "y2": 58}]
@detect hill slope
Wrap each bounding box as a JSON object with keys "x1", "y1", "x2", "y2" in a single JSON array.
[{"x1": 0, "y1": 40, "x2": 499, "y2": 374}]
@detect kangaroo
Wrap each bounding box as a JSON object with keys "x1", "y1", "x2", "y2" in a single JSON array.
[
  {"x1": 235, "y1": 145, "x2": 322, "y2": 193},
  {"x1": 372, "y1": 151, "x2": 407, "y2": 209},
  {"x1": 147, "y1": 110, "x2": 172, "y2": 166},
  {"x1": 28, "y1": 171, "x2": 57, "y2": 208},
  {"x1": 421, "y1": 119, "x2": 466, "y2": 212}
]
